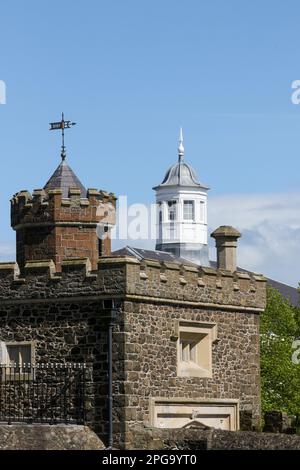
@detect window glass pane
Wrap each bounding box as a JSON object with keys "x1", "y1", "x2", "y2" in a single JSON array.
[
  {"x1": 168, "y1": 201, "x2": 176, "y2": 221},
  {"x1": 190, "y1": 342, "x2": 197, "y2": 362},
  {"x1": 7, "y1": 344, "x2": 31, "y2": 366},
  {"x1": 169, "y1": 207, "x2": 176, "y2": 221},
  {"x1": 7, "y1": 346, "x2": 19, "y2": 365},
  {"x1": 200, "y1": 201, "x2": 205, "y2": 221},
  {"x1": 183, "y1": 201, "x2": 194, "y2": 220},
  {"x1": 181, "y1": 341, "x2": 190, "y2": 362},
  {"x1": 20, "y1": 345, "x2": 31, "y2": 365}
]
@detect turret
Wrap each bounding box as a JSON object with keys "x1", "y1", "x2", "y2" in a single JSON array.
[
  {"x1": 153, "y1": 128, "x2": 209, "y2": 265},
  {"x1": 11, "y1": 159, "x2": 116, "y2": 272}
]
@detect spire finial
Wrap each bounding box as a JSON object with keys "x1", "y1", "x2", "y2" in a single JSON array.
[
  {"x1": 50, "y1": 113, "x2": 76, "y2": 162},
  {"x1": 178, "y1": 126, "x2": 184, "y2": 161}
]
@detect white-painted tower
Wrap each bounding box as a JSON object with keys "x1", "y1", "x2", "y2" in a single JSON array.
[{"x1": 153, "y1": 129, "x2": 209, "y2": 265}]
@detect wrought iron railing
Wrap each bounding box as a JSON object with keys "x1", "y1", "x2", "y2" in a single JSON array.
[{"x1": 0, "y1": 363, "x2": 86, "y2": 425}]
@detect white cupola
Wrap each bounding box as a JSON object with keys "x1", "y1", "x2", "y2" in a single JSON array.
[{"x1": 153, "y1": 128, "x2": 209, "y2": 266}]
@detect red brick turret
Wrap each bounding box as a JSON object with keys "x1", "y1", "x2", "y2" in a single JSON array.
[{"x1": 11, "y1": 160, "x2": 116, "y2": 271}]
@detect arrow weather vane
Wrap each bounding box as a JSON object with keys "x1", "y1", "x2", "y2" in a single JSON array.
[{"x1": 49, "y1": 112, "x2": 76, "y2": 161}]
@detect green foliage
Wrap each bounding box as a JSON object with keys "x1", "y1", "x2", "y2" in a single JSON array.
[{"x1": 260, "y1": 286, "x2": 300, "y2": 415}]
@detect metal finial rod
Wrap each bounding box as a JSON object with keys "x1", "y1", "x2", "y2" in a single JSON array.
[
  {"x1": 61, "y1": 112, "x2": 66, "y2": 160},
  {"x1": 178, "y1": 126, "x2": 184, "y2": 161},
  {"x1": 50, "y1": 112, "x2": 76, "y2": 161}
]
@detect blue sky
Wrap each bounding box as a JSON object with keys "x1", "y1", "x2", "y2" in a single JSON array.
[{"x1": 1, "y1": 1, "x2": 300, "y2": 285}]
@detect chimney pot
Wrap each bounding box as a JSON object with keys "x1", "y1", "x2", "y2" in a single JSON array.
[{"x1": 210, "y1": 225, "x2": 241, "y2": 272}]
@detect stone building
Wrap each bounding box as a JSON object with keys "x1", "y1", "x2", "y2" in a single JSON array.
[{"x1": 0, "y1": 133, "x2": 267, "y2": 449}]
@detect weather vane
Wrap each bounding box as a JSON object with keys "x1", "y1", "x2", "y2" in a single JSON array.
[{"x1": 49, "y1": 112, "x2": 76, "y2": 161}]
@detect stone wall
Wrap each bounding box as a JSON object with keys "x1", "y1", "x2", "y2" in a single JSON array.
[
  {"x1": 0, "y1": 255, "x2": 266, "y2": 448},
  {"x1": 106, "y1": 257, "x2": 266, "y2": 311},
  {"x1": 0, "y1": 424, "x2": 104, "y2": 450},
  {"x1": 117, "y1": 300, "x2": 261, "y2": 447},
  {"x1": 127, "y1": 425, "x2": 300, "y2": 450},
  {"x1": 0, "y1": 256, "x2": 266, "y2": 310},
  {"x1": 0, "y1": 298, "x2": 117, "y2": 441}
]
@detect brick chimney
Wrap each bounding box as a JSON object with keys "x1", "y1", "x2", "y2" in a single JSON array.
[
  {"x1": 11, "y1": 160, "x2": 116, "y2": 271},
  {"x1": 210, "y1": 226, "x2": 241, "y2": 272}
]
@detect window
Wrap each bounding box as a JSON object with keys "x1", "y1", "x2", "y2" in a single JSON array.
[
  {"x1": 176, "y1": 321, "x2": 217, "y2": 378},
  {"x1": 7, "y1": 344, "x2": 31, "y2": 368},
  {"x1": 180, "y1": 336, "x2": 197, "y2": 363},
  {"x1": 158, "y1": 210, "x2": 163, "y2": 240},
  {"x1": 168, "y1": 201, "x2": 176, "y2": 221},
  {"x1": 183, "y1": 200, "x2": 194, "y2": 221},
  {"x1": 169, "y1": 206, "x2": 176, "y2": 221},
  {"x1": 1, "y1": 341, "x2": 35, "y2": 377},
  {"x1": 200, "y1": 201, "x2": 205, "y2": 222}
]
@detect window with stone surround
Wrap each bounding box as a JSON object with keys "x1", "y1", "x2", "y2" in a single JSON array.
[{"x1": 176, "y1": 321, "x2": 217, "y2": 378}]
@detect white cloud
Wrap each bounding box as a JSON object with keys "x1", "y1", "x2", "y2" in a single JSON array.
[
  {"x1": 209, "y1": 192, "x2": 300, "y2": 287},
  {"x1": 113, "y1": 191, "x2": 300, "y2": 287}
]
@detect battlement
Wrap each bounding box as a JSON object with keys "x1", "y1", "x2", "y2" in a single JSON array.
[
  {"x1": 11, "y1": 187, "x2": 117, "y2": 228},
  {"x1": 10, "y1": 186, "x2": 117, "y2": 271},
  {"x1": 0, "y1": 256, "x2": 267, "y2": 311}
]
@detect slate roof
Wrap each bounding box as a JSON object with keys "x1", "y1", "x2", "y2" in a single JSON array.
[
  {"x1": 265, "y1": 277, "x2": 299, "y2": 307},
  {"x1": 44, "y1": 160, "x2": 87, "y2": 198},
  {"x1": 112, "y1": 246, "x2": 299, "y2": 307},
  {"x1": 210, "y1": 260, "x2": 299, "y2": 307},
  {"x1": 112, "y1": 246, "x2": 198, "y2": 267}
]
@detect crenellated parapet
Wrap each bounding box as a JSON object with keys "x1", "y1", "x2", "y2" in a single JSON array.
[
  {"x1": 0, "y1": 256, "x2": 266, "y2": 311},
  {"x1": 10, "y1": 187, "x2": 117, "y2": 271},
  {"x1": 11, "y1": 188, "x2": 117, "y2": 228}
]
